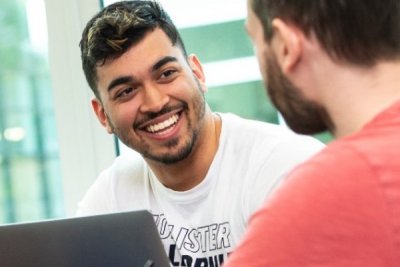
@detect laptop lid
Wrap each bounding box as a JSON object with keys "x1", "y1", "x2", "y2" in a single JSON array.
[{"x1": 0, "y1": 210, "x2": 170, "y2": 267}]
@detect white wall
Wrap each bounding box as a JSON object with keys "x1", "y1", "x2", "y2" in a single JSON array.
[{"x1": 44, "y1": 0, "x2": 116, "y2": 216}]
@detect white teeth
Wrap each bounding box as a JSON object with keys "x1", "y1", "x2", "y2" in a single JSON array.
[{"x1": 146, "y1": 114, "x2": 179, "y2": 133}]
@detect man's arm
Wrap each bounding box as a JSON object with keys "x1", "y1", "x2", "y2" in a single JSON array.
[{"x1": 76, "y1": 169, "x2": 114, "y2": 216}]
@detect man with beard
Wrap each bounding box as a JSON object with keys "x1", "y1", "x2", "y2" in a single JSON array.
[
  {"x1": 77, "y1": 1, "x2": 323, "y2": 266},
  {"x1": 223, "y1": 0, "x2": 400, "y2": 266}
]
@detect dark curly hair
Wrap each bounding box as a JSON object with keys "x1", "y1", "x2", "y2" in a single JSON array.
[{"x1": 80, "y1": 0, "x2": 187, "y2": 98}]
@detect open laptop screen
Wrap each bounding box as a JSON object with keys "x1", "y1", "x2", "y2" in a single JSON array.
[{"x1": 0, "y1": 210, "x2": 170, "y2": 267}]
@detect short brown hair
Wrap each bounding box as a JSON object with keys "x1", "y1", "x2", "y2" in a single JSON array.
[{"x1": 251, "y1": 0, "x2": 400, "y2": 65}]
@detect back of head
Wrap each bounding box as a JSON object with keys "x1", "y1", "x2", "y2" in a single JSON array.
[
  {"x1": 80, "y1": 0, "x2": 187, "y2": 98},
  {"x1": 250, "y1": 0, "x2": 400, "y2": 66}
]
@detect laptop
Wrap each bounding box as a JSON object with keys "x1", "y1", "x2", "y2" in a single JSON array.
[{"x1": 0, "y1": 210, "x2": 171, "y2": 267}]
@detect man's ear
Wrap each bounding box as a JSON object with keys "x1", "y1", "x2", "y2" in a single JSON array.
[
  {"x1": 188, "y1": 54, "x2": 207, "y2": 92},
  {"x1": 91, "y1": 98, "x2": 113, "y2": 134},
  {"x1": 270, "y1": 18, "x2": 303, "y2": 74}
]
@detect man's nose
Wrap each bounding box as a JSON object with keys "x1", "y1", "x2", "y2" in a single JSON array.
[{"x1": 139, "y1": 84, "x2": 169, "y2": 113}]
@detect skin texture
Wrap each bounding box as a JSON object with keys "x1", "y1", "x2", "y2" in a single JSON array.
[
  {"x1": 245, "y1": 2, "x2": 332, "y2": 135},
  {"x1": 92, "y1": 28, "x2": 221, "y2": 191}
]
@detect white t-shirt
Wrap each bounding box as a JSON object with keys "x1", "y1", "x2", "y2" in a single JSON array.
[{"x1": 77, "y1": 113, "x2": 324, "y2": 266}]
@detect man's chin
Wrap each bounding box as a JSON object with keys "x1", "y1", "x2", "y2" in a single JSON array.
[
  {"x1": 143, "y1": 145, "x2": 194, "y2": 165},
  {"x1": 283, "y1": 116, "x2": 328, "y2": 135},
  {"x1": 144, "y1": 153, "x2": 189, "y2": 165}
]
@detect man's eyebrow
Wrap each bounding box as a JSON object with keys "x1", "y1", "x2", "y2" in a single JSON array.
[
  {"x1": 151, "y1": 56, "x2": 178, "y2": 72},
  {"x1": 106, "y1": 56, "x2": 177, "y2": 91},
  {"x1": 107, "y1": 76, "x2": 134, "y2": 92}
]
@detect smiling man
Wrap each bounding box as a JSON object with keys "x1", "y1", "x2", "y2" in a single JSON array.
[
  {"x1": 77, "y1": 1, "x2": 323, "y2": 266},
  {"x1": 92, "y1": 27, "x2": 212, "y2": 189}
]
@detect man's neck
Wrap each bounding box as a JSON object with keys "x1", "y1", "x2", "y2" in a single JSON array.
[
  {"x1": 146, "y1": 111, "x2": 222, "y2": 191},
  {"x1": 322, "y1": 61, "x2": 400, "y2": 138}
]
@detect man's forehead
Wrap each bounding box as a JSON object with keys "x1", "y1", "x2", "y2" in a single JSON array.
[
  {"x1": 101, "y1": 29, "x2": 180, "y2": 63},
  {"x1": 95, "y1": 36, "x2": 185, "y2": 92}
]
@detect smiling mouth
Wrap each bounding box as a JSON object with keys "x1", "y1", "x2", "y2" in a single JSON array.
[{"x1": 145, "y1": 113, "x2": 180, "y2": 135}]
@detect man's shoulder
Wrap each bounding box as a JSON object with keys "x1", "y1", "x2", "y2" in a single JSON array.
[
  {"x1": 289, "y1": 139, "x2": 374, "y2": 183},
  {"x1": 219, "y1": 112, "x2": 324, "y2": 150},
  {"x1": 220, "y1": 112, "x2": 280, "y2": 128},
  {"x1": 219, "y1": 112, "x2": 296, "y2": 137},
  {"x1": 104, "y1": 150, "x2": 147, "y2": 181}
]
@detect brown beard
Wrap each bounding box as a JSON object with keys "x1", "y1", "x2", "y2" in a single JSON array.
[{"x1": 264, "y1": 51, "x2": 334, "y2": 135}]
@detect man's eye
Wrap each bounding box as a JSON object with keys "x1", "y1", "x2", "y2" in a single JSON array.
[
  {"x1": 116, "y1": 87, "x2": 134, "y2": 98},
  {"x1": 160, "y1": 69, "x2": 177, "y2": 79}
]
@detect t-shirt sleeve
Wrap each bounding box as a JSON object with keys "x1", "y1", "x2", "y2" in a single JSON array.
[
  {"x1": 224, "y1": 146, "x2": 389, "y2": 266},
  {"x1": 75, "y1": 168, "x2": 114, "y2": 216}
]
